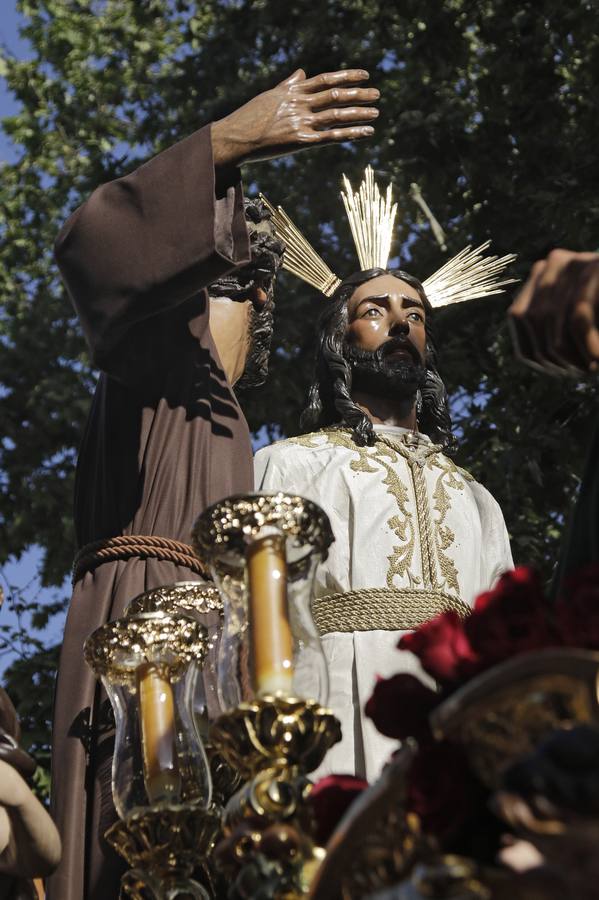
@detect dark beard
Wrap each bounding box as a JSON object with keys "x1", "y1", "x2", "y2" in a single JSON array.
[
  {"x1": 235, "y1": 295, "x2": 275, "y2": 391},
  {"x1": 343, "y1": 337, "x2": 427, "y2": 397}
]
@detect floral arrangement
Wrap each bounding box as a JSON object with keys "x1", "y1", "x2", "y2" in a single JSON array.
[{"x1": 310, "y1": 564, "x2": 599, "y2": 850}]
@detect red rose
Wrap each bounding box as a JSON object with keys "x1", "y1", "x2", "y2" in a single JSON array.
[
  {"x1": 466, "y1": 566, "x2": 556, "y2": 665},
  {"x1": 365, "y1": 673, "x2": 438, "y2": 742},
  {"x1": 407, "y1": 740, "x2": 483, "y2": 841},
  {"x1": 308, "y1": 774, "x2": 368, "y2": 846},
  {"x1": 556, "y1": 563, "x2": 599, "y2": 649},
  {"x1": 399, "y1": 611, "x2": 480, "y2": 686}
]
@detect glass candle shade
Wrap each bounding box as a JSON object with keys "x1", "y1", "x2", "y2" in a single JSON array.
[
  {"x1": 192, "y1": 493, "x2": 334, "y2": 712},
  {"x1": 84, "y1": 611, "x2": 212, "y2": 819},
  {"x1": 126, "y1": 582, "x2": 224, "y2": 729}
]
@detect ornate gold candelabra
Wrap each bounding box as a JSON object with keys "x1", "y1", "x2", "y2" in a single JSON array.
[
  {"x1": 192, "y1": 492, "x2": 341, "y2": 898},
  {"x1": 84, "y1": 608, "x2": 218, "y2": 899},
  {"x1": 124, "y1": 581, "x2": 243, "y2": 896}
]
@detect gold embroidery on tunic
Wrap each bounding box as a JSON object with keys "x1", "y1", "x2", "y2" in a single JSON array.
[{"x1": 285, "y1": 428, "x2": 471, "y2": 598}]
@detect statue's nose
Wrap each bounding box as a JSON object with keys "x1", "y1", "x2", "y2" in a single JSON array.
[{"x1": 389, "y1": 317, "x2": 410, "y2": 337}]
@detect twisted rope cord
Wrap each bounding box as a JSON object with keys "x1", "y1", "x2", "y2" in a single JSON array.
[
  {"x1": 409, "y1": 460, "x2": 436, "y2": 588},
  {"x1": 312, "y1": 587, "x2": 470, "y2": 636},
  {"x1": 72, "y1": 535, "x2": 210, "y2": 585}
]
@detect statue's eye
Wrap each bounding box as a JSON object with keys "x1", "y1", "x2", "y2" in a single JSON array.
[{"x1": 362, "y1": 307, "x2": 382, "y2": 318}]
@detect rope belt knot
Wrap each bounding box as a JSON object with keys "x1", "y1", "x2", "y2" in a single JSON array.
[{"x1": 72, "y1": 535, "x2": 210, "y2": 585}]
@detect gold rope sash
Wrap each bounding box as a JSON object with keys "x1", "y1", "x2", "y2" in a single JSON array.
[{"x1": 311, "y1": 587, "x2": 470, "y2": 636}]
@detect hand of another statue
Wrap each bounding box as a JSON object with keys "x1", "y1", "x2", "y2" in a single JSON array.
[
  {"x1": 211, "y1": 68, "x2": 379, "y2": 166},
  {"x1": 508, "y1": 249, "x2": 599, "y2": 375}
]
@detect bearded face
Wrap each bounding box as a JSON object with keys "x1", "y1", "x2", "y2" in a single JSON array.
[
  {"x1": 301, "y1": 267, "x2": 455, "y2": 450},
  {"x1": 343, "y1": 272, "x2": 428, "y2": 399}
]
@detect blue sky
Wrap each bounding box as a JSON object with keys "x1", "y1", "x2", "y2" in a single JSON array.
[
  {"x1": 0, "y1": 5, "x2": 67, "y2": 669},
  {"x1": 0, "y1": 3, "x2": 28, "y2": 159}
]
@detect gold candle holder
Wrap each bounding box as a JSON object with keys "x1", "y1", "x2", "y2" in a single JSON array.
[
  {"x1": 210, "y1": 695, "x2": 341, "y2": 897},
  {"x1": 124, "y1": 582, "x2": 244, "y2": 895},
  {"x1": 193, "y1": 492, "x2": 340, "y2": 896},
  {"x1": 106, "y1": 804, "x2": 221, "y2": 900},
  {"x1": 84, "y1": 610, "x2": 215, "y2": 898},
  {"x1": 126, "y1": 582, "x2": 224, "y2": 723},
  {"x1": 192, "y1": 492, "x2": 334, "y2": 711}
]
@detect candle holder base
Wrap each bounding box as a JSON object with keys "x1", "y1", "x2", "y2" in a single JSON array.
[
  {"x1": 209, "y1": 696, "x2": 341, "y2": 898},
  {"x1": 210, "y1": 695, "x2": 341, "y2": 782},
  {"x1": 106, "y1": 803, "x2": 220, "y2": 900}
]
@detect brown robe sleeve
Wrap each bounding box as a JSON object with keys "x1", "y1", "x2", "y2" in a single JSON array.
[{"x1": 54, "y1": 124, "x2": 250, "y2": 375}]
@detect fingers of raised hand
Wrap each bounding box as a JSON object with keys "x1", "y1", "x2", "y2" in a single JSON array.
[
  {"x1": 536, "y1": 257, "x2": 599, "y2": 372},
  {"x1": 299, "y1": 125, "x2": 375, "y2": 145},
  {"x1": 310, "y1": 86, "x2": 380, "y2": 110},
  {"x1": 311, "y1": 106, "x2": 379, "y2": 128},
  {"x1": 509, "y1": 261, "x2": 573, "y2": 374},
  {"x1": 509, "y1": 254, "x2": 599, "y2": 375},
  {"x1": 301, "y1": 69, "x2": 370, "y2": 91}
]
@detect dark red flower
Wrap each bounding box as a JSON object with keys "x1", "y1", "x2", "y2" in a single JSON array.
[
  {"x1": 399, "y1": 611, "x2": 480, "y2": 686},
  {"x1": 308, "y1": 774, "x2": 368, "y2": 846},
  {"x1": 407, "y1": 740, "x2": 483, "y2": 841},
  {"x1": 465, "y1": 566, "x2": 556, "y2": 665},
  {"x1": 365, "y1": 673, "x2": 438, "y2": 742},
  {"x1": 556, "y1": 563, "x2": 599, "y2": 649}
]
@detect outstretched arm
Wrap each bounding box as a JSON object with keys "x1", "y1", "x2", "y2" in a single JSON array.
[{"x1": 56, "y1": 68, "x2": 379, "y2": 372}]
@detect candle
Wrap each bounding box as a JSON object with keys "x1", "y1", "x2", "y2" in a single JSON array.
[
  {"x1": 246, "y1": 531, "x2": 294, "y2": 697},
  {"x1": 136, "y1": 662, "x2": 181, "y2": 804}
]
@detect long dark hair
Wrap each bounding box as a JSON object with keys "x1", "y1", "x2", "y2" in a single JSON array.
[{"x1": 301, "y1": 268, "x2": 455, "y2": 450}]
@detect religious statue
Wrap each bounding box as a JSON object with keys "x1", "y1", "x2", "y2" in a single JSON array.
[
  {"x1": 48, "y1": 68, "x2": 380, "y2": 900},
  {"x1": 256, "y1": 170, "x2": 516, "y2": 781}
]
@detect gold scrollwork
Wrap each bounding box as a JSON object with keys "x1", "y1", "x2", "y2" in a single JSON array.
[
  {"x1": 210, "y1": 695, "x2": 341, "y2": 782},
  {"x1": 192, "y1": 492, "x2": 334, "y2": 575},
  {"x1": 288, "y1": 428, "x2": 470, "y2": 597},
  {"x1": 126, "y1": 582, "x2": 223, "y2": 618},
  {"x1": 106, "y1": 803, "x2": 221, "y2": 881},
  {"x1": 84, "y1": 612, "x2": 208, "y2": 685}
]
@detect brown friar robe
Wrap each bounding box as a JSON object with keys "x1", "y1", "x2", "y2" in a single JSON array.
[{"x1": 47, "y1": 126, "x2": 253, "y2": 900}]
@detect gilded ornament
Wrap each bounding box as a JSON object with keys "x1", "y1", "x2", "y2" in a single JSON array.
[
  {"x1": 261, "y1": 168, "x2": 516, "y2": 308},
  {"x1": 84, "y1": 611, "x2": 208, "y2": 686},
  {"x1": 106, "y1": 803, "x2": 220, "y2": 897},
  {"x1": 192, "y1": 492, "x2": 333, "y2": 577},
  {"x1": 209, "y1": 695, "x2": 341, "y2": 782},
  {"x1": 431, "y1": 649, "x2": 599, "y2": 789},
  {"x1": 126, "y1": 581, "x2": 223, "y2": 618}
]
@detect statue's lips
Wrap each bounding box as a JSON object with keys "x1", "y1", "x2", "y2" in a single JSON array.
[{"x1": 382, "y1": 341, "x2": 421, "y2": 364}]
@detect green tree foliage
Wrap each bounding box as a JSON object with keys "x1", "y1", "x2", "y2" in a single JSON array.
[{"x1": 1, "y1": 0, "x2": 598, "y2": 586}]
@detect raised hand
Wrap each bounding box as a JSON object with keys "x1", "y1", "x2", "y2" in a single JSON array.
[
  {"x1": 508, "y1": 249, "x2": 599, "y2": 375},
  {"x1": 211, "y1": 68, "x2": 379, "y2": 167}
]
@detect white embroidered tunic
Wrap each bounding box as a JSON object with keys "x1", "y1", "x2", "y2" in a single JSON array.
[{"x1": 254, "y1": 425, "x2": 513, "y2": 782}]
